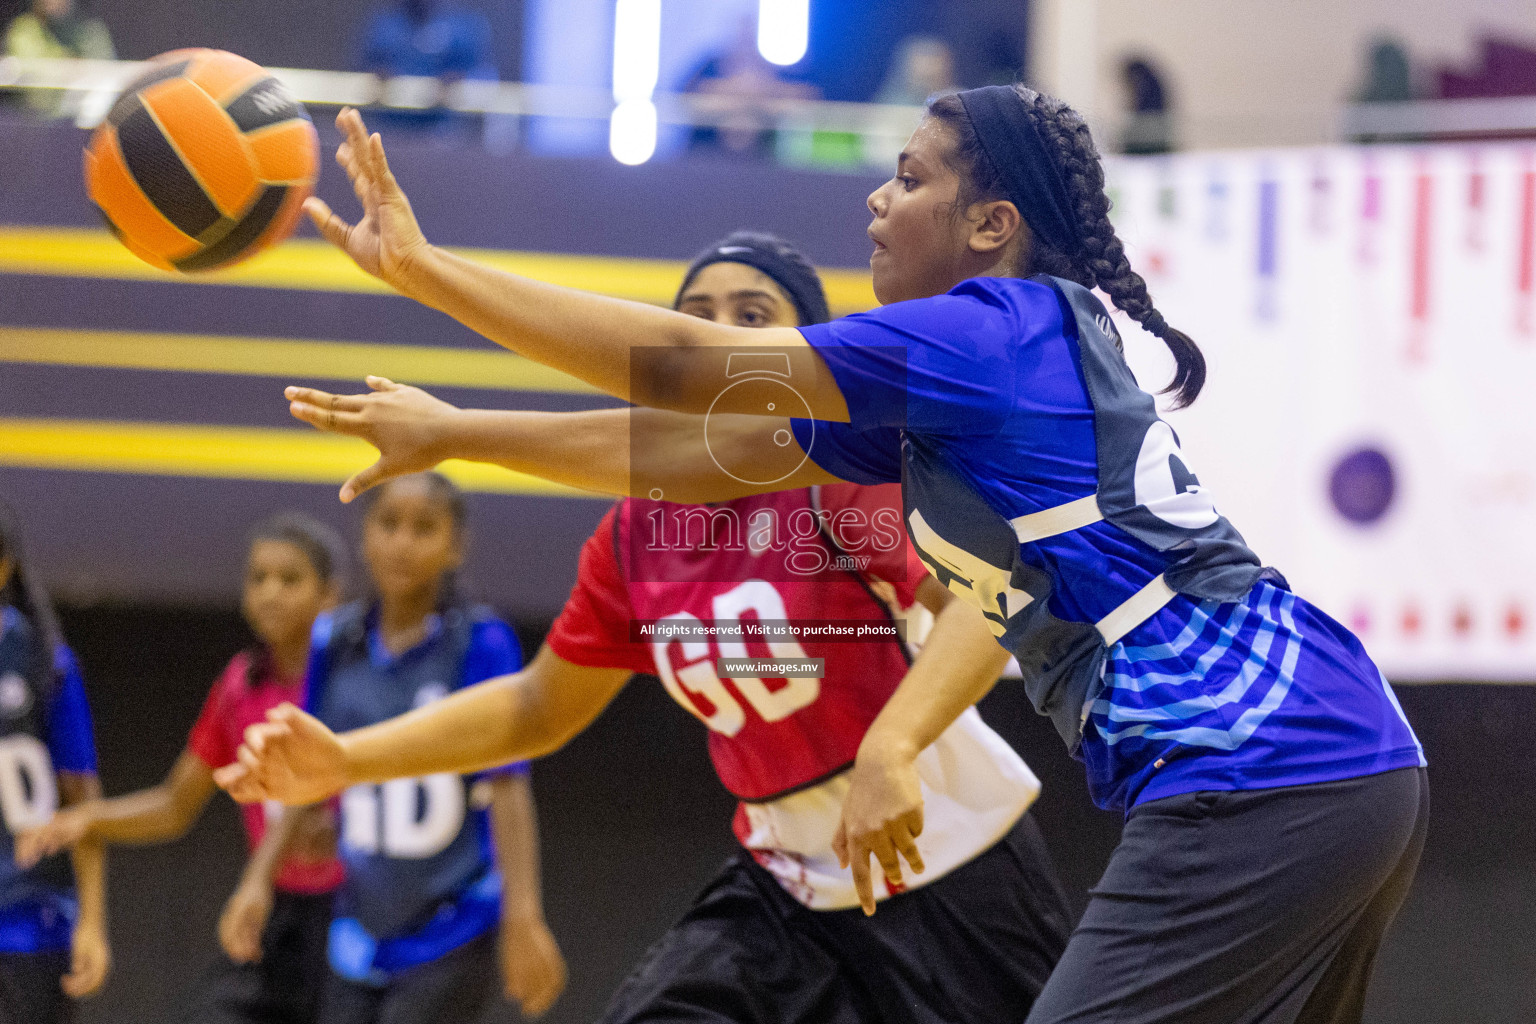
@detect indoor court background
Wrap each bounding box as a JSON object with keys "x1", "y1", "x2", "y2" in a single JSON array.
[{"x1": 3, "y1": 1, "x2": 1535, "y2": 1021}]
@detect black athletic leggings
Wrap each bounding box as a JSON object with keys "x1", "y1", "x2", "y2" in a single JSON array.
[
  {"x1": 319, "y1": 930, "x2": 498, "y2": 1024},
  {"x1": 1026, "y1": 766, "x2": 1429, "y2": 1024},
  {"x1": 175, "y1": 890, "x2": 334, "y2": 1024}
]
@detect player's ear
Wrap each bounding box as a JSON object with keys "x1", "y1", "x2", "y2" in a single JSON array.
[
  {"x1": 967, "y1": 198, "x2": 1023, "y2": 257},
  {"x1": 0, "y1": 556, "x2": 11, "y2": 591}
]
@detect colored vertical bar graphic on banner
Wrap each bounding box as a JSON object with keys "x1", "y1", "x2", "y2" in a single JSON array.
[
  {"x1": 1408, "y1": 162, "x2": 1432, "y2": 363},
  {"x1": 1358, "y1": 156, "x2": 1381, "y2": 266},
  {"x1": 1204, "y1": 164, "x2": 1229, "y2": 242},
  {"x1": 1256, "y1": 176, "x2": 1279, "y2": 321},
  {"x1": 1466, "y1": 150, "x2": 1485, "y2": 252},
  {"x1": 1309, "y1": 156, "x2": 1331, "y2": 235},
  {"x1": 1517, "y1": 153, "x2": 1536, "y2": 336}
]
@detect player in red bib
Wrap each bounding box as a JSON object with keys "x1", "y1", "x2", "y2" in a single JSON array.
[
  {"x1": 19, "y1": 514, "x2": 347, "y2": 1024},
  {"x1": 220, "y1": 235, "x2": 1072, "y2": 1024}
]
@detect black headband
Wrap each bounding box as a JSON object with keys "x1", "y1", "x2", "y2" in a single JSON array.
[
  {"x1": 676, "y1": 232, "x2": 831, "y2": 327},
  {"x1": 957, "y1": 86, "x2": 1084, "y2": 255}
]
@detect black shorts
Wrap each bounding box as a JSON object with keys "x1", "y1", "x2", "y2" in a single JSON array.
[
  {"x1": 176, "y1": 890, "x2": 334, "y2": 1024},
  {"x1": 319, "y1": 929, "x2": 498, "y2": 1024},
  {"x1": 601, "y1": 812, "x2": 1072, "y2": 1024},
  {"x1": 0, "y1": 949, "x2": 73, "y2": 1024},
  {"x1": 1026, "y1": 766, "x2": 1429, "y2": 1024}
]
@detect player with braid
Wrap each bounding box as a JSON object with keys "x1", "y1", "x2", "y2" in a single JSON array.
[{"x1": 225, "y1": 85, "x2": 1428, "y2": 1024}]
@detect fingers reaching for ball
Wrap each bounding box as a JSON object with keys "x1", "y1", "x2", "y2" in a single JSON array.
[{"x1": 307, "y1": 108, "x2": 432, "y2": 292}]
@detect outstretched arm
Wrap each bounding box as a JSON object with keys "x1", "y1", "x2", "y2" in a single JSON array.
[
  {"x1": 284, "y1": 378, "x2": 840, "y2": 504},
  {"x1": 306, "y1": 108, "x2": 848, "y2": 421},
  {"x1": 216, "y1": 646, "x2": 631, "y2": 805},
  {"x1": 15, "y1": 750, "x2": 216, "y2": 865}
]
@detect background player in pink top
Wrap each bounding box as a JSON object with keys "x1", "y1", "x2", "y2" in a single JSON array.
[
  {"x1": 19, "y1": 514, "x2": 346, "y2": 1024},
  {"x1": 220, "y1": 234, "x2": 1072, "y2": 1024}
]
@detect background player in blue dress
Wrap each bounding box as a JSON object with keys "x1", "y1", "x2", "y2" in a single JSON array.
[
  {"x1": 17, "y1": 513, "x2": 348, "y2": 1024},
  {"x1": 260, "y1": 94, "x2": 1427, "y2": 1023},
  {"x1": 303, "y1": 472, "x2": 565, "y2": 1023},
  {"x1": 0, "y1": 503, "x2": 109, "y2": 1023}
]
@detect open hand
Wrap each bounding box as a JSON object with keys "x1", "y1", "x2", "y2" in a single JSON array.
[
  {"x1": 286, "y1": 376, "x2": 462, "y2": 502},
  {"x1": 832, "y1": 748, "x2": 927, "y2": 916},
  {"x1": 14, "y1": 805, "x2": 89, "y2": 869},
  {"x1": 304, "y1": 107, "x2": 431, "y2": 293},
  {"x1": 214, "y1": 704, "x2": 350, "y2": 806},
  {"x1": 500, "y1": 915, "x2": 567, "y2": 1018}
]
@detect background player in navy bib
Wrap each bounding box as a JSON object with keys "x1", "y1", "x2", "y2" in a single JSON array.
[
  {"x1": 18, "y1": 513, "x2": 347, "y2": 1024},
  {"x1": 219, "y1": 234, "x2": 1072, "y2": 1024},
  {"x1": 275, "y1": 96, "x2": 1430, "y2": 1024},
  {"x1": 300, "y1": 473, "x2": 565, "y2": 1024},
  {"x1": 0, "y1": 503, "x2": 109, "y2": 1023}
]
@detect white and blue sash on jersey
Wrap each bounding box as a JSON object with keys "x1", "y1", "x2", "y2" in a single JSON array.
[{"x1": 902, "y1": 277, "x2": 1279, "y2": 751}]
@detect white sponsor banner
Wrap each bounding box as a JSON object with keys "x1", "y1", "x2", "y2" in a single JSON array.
[{"x1": 1103, "y1": 144, "x2": 1536, "y2": 681}]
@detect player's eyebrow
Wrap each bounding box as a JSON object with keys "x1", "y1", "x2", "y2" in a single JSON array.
[{"x1": 726, "y1": 289, "x2": 779, "y2": 303}]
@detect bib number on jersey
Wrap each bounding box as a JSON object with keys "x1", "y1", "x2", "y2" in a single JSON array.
[
  {"x1": 341, "y1": 774, "x2": 465, "y2": 859},
  {"x1": 1133, "y1": 421, "x2": 1220, "y2": 529},
  {"x1": 651, "y1": 580, "x2": 820, "y2": 736},
  {"x1": 0, "y1": 734, "x2": 58, "y2": 833}
]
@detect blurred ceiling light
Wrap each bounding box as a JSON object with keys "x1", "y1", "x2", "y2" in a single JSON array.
[
  {"x1": 758, "y1": 0, "x2": 809, "y2": 67},
  {"x1": 610, "y1": 99, "x2": 658, "y2": 165},
  {"x1": 611, "y1": 0, "x2": 661, "y2": 164}
]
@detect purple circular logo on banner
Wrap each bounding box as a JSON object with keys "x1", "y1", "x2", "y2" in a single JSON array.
[{"x1": 1329, "y1": 447, "x2": 1396, "y2": 525}]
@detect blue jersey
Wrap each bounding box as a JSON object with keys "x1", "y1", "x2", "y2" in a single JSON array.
[
  {"x1": 305, "y1": 601, "x2": 525, "y2": 982},
  {"x1": 0, "y1": 606, "x2": 98, "y2": 952},
  {"x1": 791, "y1": 275, "x2": 1424, "y2": 811}
]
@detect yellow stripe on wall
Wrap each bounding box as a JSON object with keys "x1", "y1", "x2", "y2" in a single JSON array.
[
  {"x1": 0, "y1": 326, "x2": 600, "y2": 394},
  {"x1": 0, "y1": 228, "x2": 879, "y2": 314},
  {"x1": 0, "y1": 416, "x2": 603, "y2": 499}
]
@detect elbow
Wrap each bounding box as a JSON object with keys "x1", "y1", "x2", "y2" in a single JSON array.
[{"x1": 629, "y1": 322, "x2": 722, "y2": 414}]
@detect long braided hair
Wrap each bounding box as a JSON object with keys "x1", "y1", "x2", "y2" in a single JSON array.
[{"x1": 927, "y1": 85, "x2": 1206, "y2": 408}]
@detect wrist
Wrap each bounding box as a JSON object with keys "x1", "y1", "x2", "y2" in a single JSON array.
[
  {"x1": 336, "y1": 731, "x2": 366, "y2": 787},
  {"x1": 857, "y1": 728, "x2": 920, "y2": 770},
  {"x1": 395, "y1": 241, "x2": 443, "y2": 304},
  {"x1": 435, "y1": 405, "x2": 480, "y2": 463}
]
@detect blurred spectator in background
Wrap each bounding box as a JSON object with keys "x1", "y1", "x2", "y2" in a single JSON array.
[
  {"x1": 1118, "y1": 56, "x2": 1174, "y2": 155},
  {"x1": 1350, "y1": 37, "x2": 1418, "y2": 143},
  {"x1": 358, "y1": 0, "x2": 495, "y2": 136},
  {"x1": 3, "y1": 0, "x2": 114, "y2": 117},
  {"x1": 1356, "y1": 37, "x2": 1416, "y2": 103},
  {"x1": 874, "y1": 35, "x2": 958, "y2": 106},
  {"x1": 685, "y1": 15, "x2": 818, "y2": 159},
  {"x1": 859, "y1": 35, "x2": 959, "y2": 170}
]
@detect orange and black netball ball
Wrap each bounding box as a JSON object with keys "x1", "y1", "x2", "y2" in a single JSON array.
[{"x1": 84, "y1": 49, "x2": 319, "y2": 272}]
